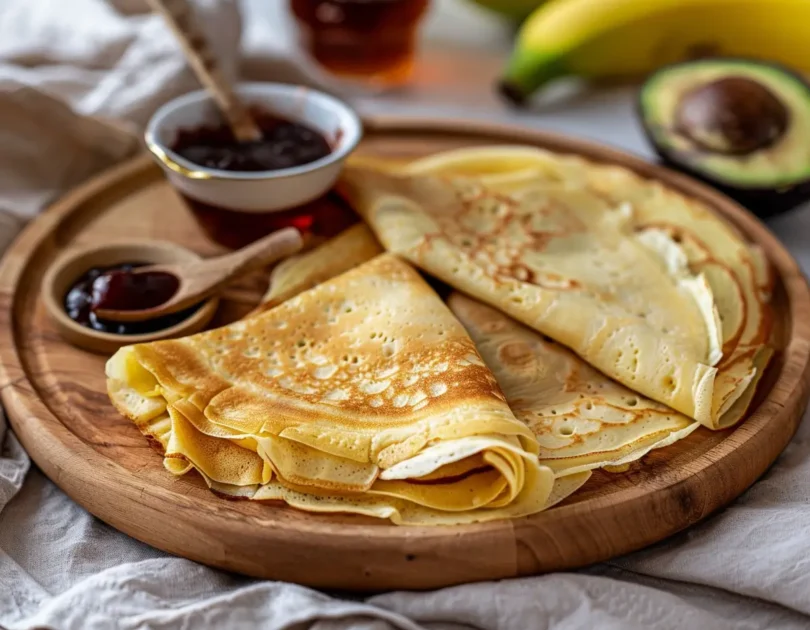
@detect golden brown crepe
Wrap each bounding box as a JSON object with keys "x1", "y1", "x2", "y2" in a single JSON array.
[
  {"x1": 399, "y1": 146, "x2": 775, "y2": 429},
  {"x1": 341, "y1": 147, "x2": 772, "y2": 430},
  {"x1": 107, "y1": 254, "x2": 563, "y2": 525},
  {"x1": 250, "y1": 225, "x2": 696, "y2": 477},
  {"x1": 448, "y1": 294, "x2": 698, "y2": 476}
]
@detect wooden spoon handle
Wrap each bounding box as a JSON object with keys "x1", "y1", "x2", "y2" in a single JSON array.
[
  {"x1": 147, "y1": 0, "x2": 262, "y2": 143},
  {"x1": 216, "y1": 227, "x2": 305, "y2": 279},
  {"x1": 94, "y1": 228, "x2": 304, "y2": 322}
]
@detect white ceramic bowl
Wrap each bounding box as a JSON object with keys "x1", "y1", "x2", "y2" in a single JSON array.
[{"x1": 144, "y1": 83, "x2": 363, "y2": 213}]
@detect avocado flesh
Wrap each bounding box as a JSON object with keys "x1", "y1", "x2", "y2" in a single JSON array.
[{"x1": 640, "y1": 60, "x2": 810, "y2": 190}]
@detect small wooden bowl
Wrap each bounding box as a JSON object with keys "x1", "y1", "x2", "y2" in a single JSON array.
[{"x1": 42, "y1": 240, "x2": 219, "y2": 354}]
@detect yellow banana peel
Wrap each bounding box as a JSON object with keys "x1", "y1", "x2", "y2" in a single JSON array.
[{"x1": 501, "y1": 0, "x2": 810, "y2": 102}]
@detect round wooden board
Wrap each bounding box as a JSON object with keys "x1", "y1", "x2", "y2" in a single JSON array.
[{"x1": 2, "y1": 117, "x2": 809, "y2": 592}]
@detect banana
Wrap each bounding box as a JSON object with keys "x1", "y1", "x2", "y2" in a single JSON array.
[{"x1": 500, "y1": 0, "x2": 810, "y2": 103}]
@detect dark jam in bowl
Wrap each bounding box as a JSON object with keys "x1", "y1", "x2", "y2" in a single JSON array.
[
  {"x1": 168, "y1": 108, "x2": 354, "y2": 249},
  {"x1": 64, "y1": 263, "x2": 199, "y2": 335},
  {"x1": 185, "y1": 192, "x2": 359, "y2": 250},
  {"x1": 170, "y1": 109, "x2": 332, "y2": 172}
]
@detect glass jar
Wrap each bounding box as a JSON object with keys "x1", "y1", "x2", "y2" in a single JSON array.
[{"x1": 290, "y1": 0, "x2": 431, "y2": 89}]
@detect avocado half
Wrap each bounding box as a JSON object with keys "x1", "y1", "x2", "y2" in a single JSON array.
[{"x1": 639, "y1": 58, "x2": 810, "y2": 217}]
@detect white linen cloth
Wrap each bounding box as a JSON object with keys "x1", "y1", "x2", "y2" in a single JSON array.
[{"x1": 1, "y1": 1, "x2": 809, "y2": 628}]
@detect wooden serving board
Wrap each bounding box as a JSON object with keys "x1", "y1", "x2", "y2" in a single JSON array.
[{"x1": 1, "y1": 118, "x2": 809, "y2": 591}]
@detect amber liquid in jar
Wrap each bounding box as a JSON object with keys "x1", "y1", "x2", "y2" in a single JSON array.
[
  {"x1": 184, "y1": 194, "x2": 359, "y2": 250},
  {"x1": 290, "y1": 0, "x2": 430, "y2": 87}
]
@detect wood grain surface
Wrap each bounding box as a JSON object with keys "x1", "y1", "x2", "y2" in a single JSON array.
[{"x1": 1, "y1": 118, "x2": 809, "y2": 591}]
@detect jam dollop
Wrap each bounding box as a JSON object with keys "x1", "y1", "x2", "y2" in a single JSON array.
[
  {"x1": 171, "y1": 109, "x2": 332, "y2": 172},
  {"x1": 65, "y1": 263, "x2": 197, "y2": 335}
]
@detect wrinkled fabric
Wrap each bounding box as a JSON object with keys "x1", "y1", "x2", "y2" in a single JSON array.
[
  {"x1": 1, "y1": 0, "x2": 810, "y2": 628},
  {"x1": 0, "y1": 0, "x2": 239, "y2": 220},
  {"x1": 0, "y1": 0, "x2": 241, "y2": 129}
]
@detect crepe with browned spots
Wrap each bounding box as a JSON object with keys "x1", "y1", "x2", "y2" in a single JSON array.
[
  {"x1": 106, "y1": 254, "x2": 574, "y2": 525},
  {"x1": 342, "y1": 146, "x2": 772, "y2": 429}
]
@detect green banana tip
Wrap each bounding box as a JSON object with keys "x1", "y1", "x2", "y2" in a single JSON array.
[
  {"x1": 498, "y1": 52, "x2": 568, "y2": 105},
  {"x1": 497, "y1": 79, "x2": 530, "y2": 107}
]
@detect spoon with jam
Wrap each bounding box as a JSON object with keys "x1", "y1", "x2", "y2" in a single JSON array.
[
  {"x1": 91, "y1": 227, "x2": 303, "y2": 323},
  {"x1": 65, "y1": 263, "x2": 197, "y2": 336}
]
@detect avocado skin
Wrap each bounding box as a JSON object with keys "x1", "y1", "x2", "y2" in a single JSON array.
[
  {"x1": 653, "y1": 154, "x2": 810, "y2": 218},
  {"x1": 637, "y1": 59, "x2": 810, "y2": 218}
]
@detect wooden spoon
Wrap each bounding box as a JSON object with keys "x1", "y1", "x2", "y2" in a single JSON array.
[
  {"x1": 94, "y1": 227, "x2": 303, "y2": 322},
  {"x1": 147, "y1": 0, "x2": 262, "y2": 143}
]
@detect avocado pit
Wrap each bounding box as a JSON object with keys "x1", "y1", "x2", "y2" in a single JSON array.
[{"x1": 675, "y1": 77, "x2": 789, "y2": 155}]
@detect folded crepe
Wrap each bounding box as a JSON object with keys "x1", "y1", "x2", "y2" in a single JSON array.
[
  {"x1": 254, "y1": 224, "x2": 694, "y2": 477},
  {"x1": 448, "y1": 293, "x2": 698, "y2": 476},
  {"x1": 400, "y1": 146, "x2": 775, "y2": 429},
  {"x1": 340, "y1": 147, "x2": 773, "y2": 430},
  {"x1": 107, "y1": 254, "x2": 565, "y2": 525}
]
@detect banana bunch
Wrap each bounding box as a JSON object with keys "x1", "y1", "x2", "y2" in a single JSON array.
[{"x1": 500, "y1": 0, "x2": 810, "y2": 103}]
